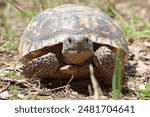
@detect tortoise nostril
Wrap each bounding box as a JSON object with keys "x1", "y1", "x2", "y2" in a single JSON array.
[
  {"x1": 68, "y1": 38, "x2": 72, "y2": 44},
  {"x1": 83, "y1": 37, "x2": 89, "y2": 43}
]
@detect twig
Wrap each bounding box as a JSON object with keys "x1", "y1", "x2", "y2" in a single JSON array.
[
  {"x1": 39, "y1": 76, "x2": 74, "y2": 95},
  {"x1": 66, "y1": 75, "x2": 74, "y2": 85},
  {"x1": 0, "y1": 77, "x2": 28, "y2": 84},
  {"x1": 89, "y1": 64, "x2": 104, "y2": 99},
  {"x1": 47, "y1": 76, "x2": 74, "y2": 92},
  {"x1": 47, "y1": 85, "x2": 70, "y2": 92},
  {"x1": 0, "y1": 97, "x2": 7, "y2": 100},
  {"x1": 26, "y1": 78, "x2": 41, "y2": 91},
  {"x1": 0, "y1": 81, "x2": 10, "y2": 93}
]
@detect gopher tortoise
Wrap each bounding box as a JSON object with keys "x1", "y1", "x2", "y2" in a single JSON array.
[{"x1": 18, "y1": 4, "x2": 128, "y2": 84}]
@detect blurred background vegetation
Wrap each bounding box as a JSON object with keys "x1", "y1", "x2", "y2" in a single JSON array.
[{"x1": 0, "y1": 0, "x2": 150, "y2": 51}]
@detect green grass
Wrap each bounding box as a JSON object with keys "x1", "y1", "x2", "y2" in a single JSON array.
[
  {"x1": 101, "y1": 0, "x2": 150, "y2": 41},
  {"x1": 121, "y1": 15, "x2": 150, "y2": 40},
  {"x1": 0, "y1": 0, "x2": 19, "y2": 50},
  {"x1": 1, "y1": 0, "x2": 12, "y2": 50},
  {"x1": 9, "y1": 73, "x2": 22, "y2": 80},
  {"x1": 0, "y1": 71, "x2": 22, "y2": 80},
  {"x1": 137, "y1": 82, "x2": 150, "y2": 100},
  {"x1": 112, "y1": 49, "x2": 125, "y2": 99},
  {"x1": 10, "y1": 85, "x2": 20, "y2": 99}
]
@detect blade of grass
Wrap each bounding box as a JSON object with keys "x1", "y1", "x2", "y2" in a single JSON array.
[
  {"x1": 112, "y1": 49, "x2": 125, "y2": 100},
  {"x1": 10, "y1": 85, "x2": 19, "y2": 99},
  {"x1": 39, "y1": 0, "x2": 46, "y2": 10},
  {"x1": 3, "y1": 0, "x2": 11, "y2": 35},
  {"x1": 7, "y1": 0, "x2": 33, "y2": 19}
]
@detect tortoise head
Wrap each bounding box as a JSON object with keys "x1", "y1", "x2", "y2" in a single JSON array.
[{"x1": 62, "y1": 35, "x2": 94, "y2": 65}]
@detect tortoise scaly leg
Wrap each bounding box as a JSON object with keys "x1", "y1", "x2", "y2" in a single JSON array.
[
  {"x1": 22, "y1": 52, "x2": 59, "y2": 78},
  {"x1": 94, "y1": 46, "x2": 115, "y2": 85}
]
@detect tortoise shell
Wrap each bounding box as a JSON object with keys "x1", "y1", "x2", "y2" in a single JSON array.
[{"x1": 18, "y1": 4, "x2": 128, "y2": 64}]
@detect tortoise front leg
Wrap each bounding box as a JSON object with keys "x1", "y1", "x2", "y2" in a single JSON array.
[
  {"x1": 22, "y1": 52, "x2": 59, "y2": 78},
  {"x1": 93, "y1": 46, "x2": 115, "y2": 85}
]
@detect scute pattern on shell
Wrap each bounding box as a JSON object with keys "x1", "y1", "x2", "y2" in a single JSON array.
[{"x1": 18, "y1": 4, "x2": 128, "y2": 61}]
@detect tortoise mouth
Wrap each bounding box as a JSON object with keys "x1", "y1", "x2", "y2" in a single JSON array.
[
  {"x1": 62, "y1": 49, "x2": 94, "y2": 65},
  {"x1": 65, "y1": 48, "x2": 91, "y2": 54}
]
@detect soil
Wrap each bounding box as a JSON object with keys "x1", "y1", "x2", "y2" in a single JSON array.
[{"x1": 0, "y1": 0, "x2": 150, "y2": 100}]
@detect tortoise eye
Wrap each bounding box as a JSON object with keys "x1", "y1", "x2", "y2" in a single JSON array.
[{"x1": 67, "y1": 38, "x2": 72, "y2": 44}]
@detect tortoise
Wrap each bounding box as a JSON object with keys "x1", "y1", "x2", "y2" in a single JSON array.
[{"x1": 18, "y1": 4, "x2": 128, "y2": 84}]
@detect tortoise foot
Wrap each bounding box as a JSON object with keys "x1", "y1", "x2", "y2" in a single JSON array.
[
  {"x1": 94, "y1": 46, "x2": 115, "y2": 85},
  {"x1": 22, "y1": 52, "x2": 59, "y2": 78}
]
